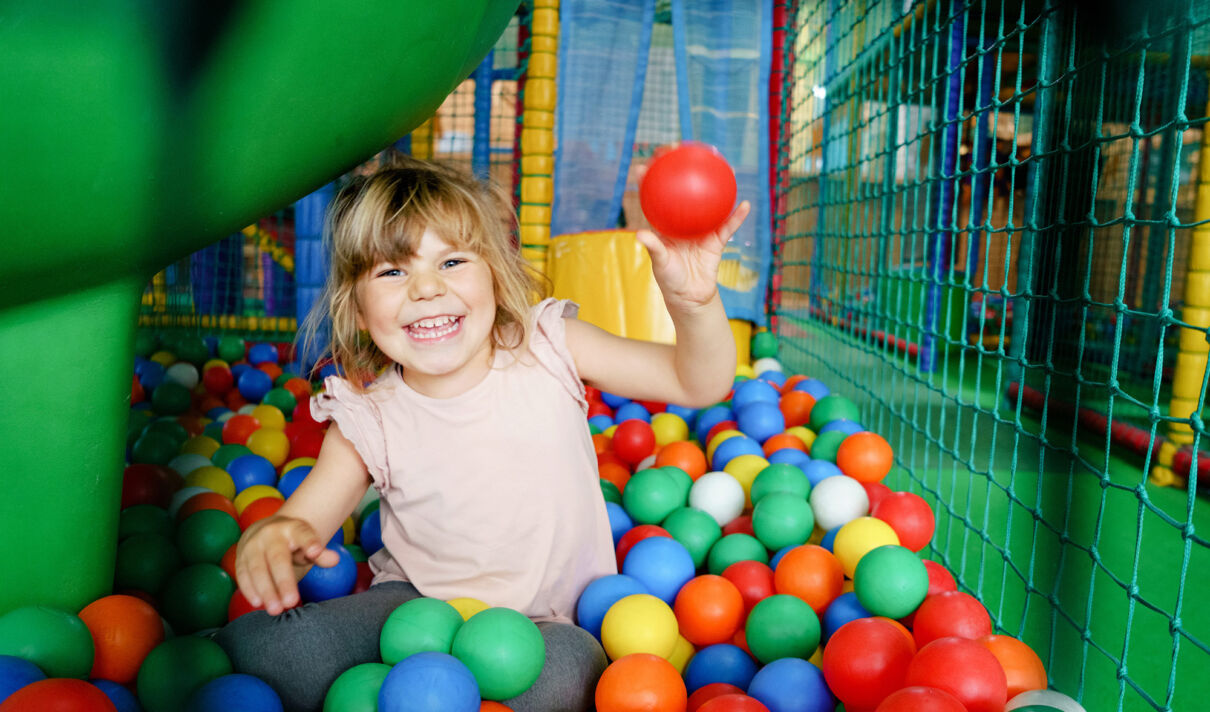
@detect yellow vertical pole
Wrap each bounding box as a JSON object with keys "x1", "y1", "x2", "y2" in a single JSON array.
[
  {"x1": 411, "y1": 118, "x2": 435, "y2": 160},
  {"x1": 520, "y1": 0, "x2": 558, "y2": 273}
]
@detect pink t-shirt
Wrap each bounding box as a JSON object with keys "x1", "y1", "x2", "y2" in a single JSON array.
[{"x1": 310, "y1": 298, "x2": 617, "y2": 623}]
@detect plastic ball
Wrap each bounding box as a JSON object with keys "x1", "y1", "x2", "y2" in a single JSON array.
[
  {"x1": 577, "y1": 575, "x2": 650, "y2": 640},
  {"x1": 615, "y1": 402, "x2": 652, "y2": 423},
  {"x1": 650, "y1": 412, "x2": 689, "y2": 446},
  {"x1": 912, "y1": 591, "x2": 993, "y2": 647},
  {"x1": 817, "y1": 419, "x2": 863, "y2": 437},
  {"x1": 820, "y1": 591, "x2": 870, "y2": 642},
  {"x1": 871, "y1": 491, "x2": 936, "y2": 552},
  {"x1": 605, "y1": 502, "x2": 634, "y2": 546},
  {"x1": 639, "y1": 142, "x2": 737, "y2": 240},
  {"x1": 114, "y1": 533, "x2": 181, "y2": 595},
  {"x1": 150, "y1": 381, "x2": 192, "y2": 416},
  {"x1": 875, "y1": 686, "x2": 967, "y2": 711},
  {"x1": 377, "y1": 652, "x2": 479, "y2": 712},
  {"x1": 722, "y1": 515, "x2": 754, "y2": 538},
  {"x1": 746, "y1": 657, "x2": 832, "y2": 712},
  {"x1": 622, "y1": 469, "x2": 686, "y2": 525},
  {"x1": 612, "y1": 420, "x2": 656, "y2": 467},
  {"x1": 978, "y1": 634, "x2": 1047, "y2": 699},
  {"x1": 661, "y1": 507, "x2": 722, "y2": 569},
  {"x1": 298, "y1": 544, "x2": 357, "y2": 603},
  {"x1": 751, "y1": 492, "x2": 815, "y2": 551},
  {"x1": 772, "y1": 544, "x2": 844, "y2": 613},
  {"x1": 447, "y1": 598, "x2": 491, "y2": 622},
  {"x1": 722, "y1": 455, "x2": 770, "y2": 505},
  {"x1": 1003, "y1": 689, "x2": 1088, "y2": 712},
  {"x1": 905, "y1": 637, "x2": 1007, "y2": 712},
  {"x1": 160, "y1": 563, "x2": 236, "y2": 634},
  {"x1": 595, "y1": 653, "x2": 687, "y2": 712},
  {"x1": 799, "y1": 461, "x2": 840, "y2": 488},
  {"x1": 689, "y1": 472, "x2": 746, "y2": 527},
  {"x1": 922, "y1": 559, "x2": 958, "y2": 595},
  {"x1": 673, "y1": 575, "x2": 744, "y2": 647},
  {"x1": 621, "y1": 537, "x2": 695, "y2": 605},
  {"x1": 0, "y1": 607, "x2": 93, "y2": 680},
  {"x1": 78, "y1": 595, "x2": 164, "y2": 684},
  {"x1": 92, "y1": 679, "x2": 141, "y2": 712},
  {"x1": 749, "y1": 464, "x2": 809, "y2": 504},
  {"x1": 246, "y1": 428, "x2": 290, "y2": 468},
  {"x1": 0, "y1": 678, "x2": 117, "y2": 711},
  {"x1": 712, "y1": 436, "x2": 765, "y2": 472},
  {"x1": 380, "y1": 598, "x2": 464, "y2": 665},
  {"x1": 807, "y1": 395, "x2": 860, "y2": 430},
  {"x1": 767, "y1": 448, "x2": 811, "y2": 473},
  {"x1": 683, "y1": 644, "x2": 758, "y2": 694},
  {"x1": 221, "y1": 415, "x2": 260, "y2": 446},
  {"x1": 0, "y1": 655, "x2": 45, "y2": 702},
  {"x1": 852, "y1": 545, "x2": 928, "y2": 619},
  {"x1": 835, "y1": 431, "x2": 893, "y2": 483},
  {"x1": 450, "y1": 608, "x2": 544, "y2": 700},
  {"x1": 186, "y1": 673, "x2": 283, "y2": 712},
  {"x1": 732, "y1": 379, "x2": 781, "y2": 409},
  {"x1": 778, "y1": 391, "x2": 816, "y2": 429},
  {"x1": 238, "y1": 496, "x2": 284, "y2": 531},
  {"x1": 706, "y1": 534, "x2": 768, "y2": 575},
  {"x1": 720, "y1": 561, "x2": 775, "y2": 614},
  {"x1": 202, "y1": 366, "x2": 235, "y2": 396},
  {"x1": 165, "y1": 361, "x2": 200, "y2": 390},
  {"x1": 695, "y1": 405, "x2": 735, "y2": 444},
  {"x1": 232, "y1": 484, "x2": 284, "y2": 517},
  {"x1": 324, "y1": 662, "x2": 392, "y2": 712},
  {"x1": 803, "y1": 430, "x2": 844, "y2": 463},
  {"x1": 698, "y1": 694, "x2": 770, "y2": 712},
  {"x1": 177, "y1": 509, "x2": 241, "y2": 565},
  {"x1": 237, "y1": 368, "x2": 273, "y2": 402},
  {"x1": 832, "y1": 516, "x2": 899, "y2": 578},
  {"x1": 137, "y1": 637, "x2": 233, "y2": 712},
  {"x1": 751, "y1": 332, "x2": 778, "y2": 360},
  {"x1": 744, "y1": 594, "x2": 820, "y2": 664},
  {"x1": 688, "y1": 683, "x2": 746, "y2": 712},
  {"x1": 121, "y1": 464, "x2": 181, "y2": 510},
  {"x1": 809, "y1": 475, "x2": 869, "y2": 531},
  {"x1": 735, "y1": 402, "x2": 785, "y2": 444},
  {"x1": 600, "y1": 594, "x2": 679, "y2": 660},
  {"x1": 821, "y1": 618, "x2": 914, "y2": 709},
  {"x1": 655, "y1": 441, "x2": 708, "y2": 480}
]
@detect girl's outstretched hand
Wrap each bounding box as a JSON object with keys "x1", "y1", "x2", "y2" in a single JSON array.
[
  {"x1": 234, "y1": 515, "x2": 341, "y2": 615},
  {"x1": 635, "y1": 200, "x2": 751, "y2": 313}
]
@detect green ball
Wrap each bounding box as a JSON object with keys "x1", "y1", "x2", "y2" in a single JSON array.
[
  {"x1": 159, "y1": 563, "x2": 235, "y2": 634},
  {"x1": 751, "y1": 492, "x2": 815, "y2": 551},
  {"x1": 808, "y1": 395, "x2": 861, "y2": 430},
  {"x1": 144, "y1": 418, "x2": 190, "y2": 449},
  {"x1": 750, "y1": 464, "x2": 811, "y2": 504},
  {"x1": 751, "y1": 331, "x2": 779, "y2": 360},
  {"x1": 211, "y1": 444, "x2": 253, "y2": 470},
  {"x1": 151, "y1": 381, "x2": 192, "y2": 415},
  {"x1": 174, "y1": 336, "x2": 211, "y2": 367},
  {"x1": 119, "y1": 504, "x2": 175, "y2": 540},
  {"x1": 202, "y1": 421, "x2": 225, "y2": 442},
  {"x1": 380, "y1": 598, "x2": 465, "y2": 665},
  {"x1": 261, "y1": 387, "x2": 297, "y2": 414},
  {"x1": 589, "y1": 422, "x2": 602, "y2": 435},
  {"x1": 176, "y1": 509, "x2": 241, "y2": 565},
  {"x1": 807, "y1": 430, "x2": 847, "y2": 463},
  {"x1": 706, "y1": 533, "x2": 769, "y2": 575},
  {"x1": 450, "y1": 607, "x2": 545, "y2": 700},
  {"x1": 744, "y1": 594, "x2": 820, "y2": 664},
  {"x1": 134, "y1": 331, "x2": 158, "y2": 358},
  {"x1": 132, "y1": 431, "x2": 178, "y2": 466},
  {"x1": 661, "y1": 506, "x2": 722, "y2": 569},
  {"x1": 622, "y1": 469, "x2": 685, "y2": 525},
  {"x1": 600, "y1": 479, "x2": 623, "y2": 505},
  {"x1": 853, "y1": 545, "x2": 929, "y2": 619},
  {"x1": 660, "y1": 466, "x2": 693, "y2": 502},
  {"x1": 324, "y1": 662, "x2": 392, "y2": 712},
  {"x1": 0, "y1": 606, "x2": 94, "y2": 678},
  {"x1": 346, "y1": 544, "x2": 368, "y2": 562},
  {"x1": 358, "y1": 498, "x2": 382, "y2": 526},
  {"x1": 217, "y1": 335, "x2": 246, "y2": 364},
  {"x1": 137, "y1": 636, "x2": 232, "y2": 712},
  {"x1": 274, "y1": 371, "x2": 298, "y2": 388},
  {"x1": 115, "y1": 533, "x2": 181, "y2": 595}
]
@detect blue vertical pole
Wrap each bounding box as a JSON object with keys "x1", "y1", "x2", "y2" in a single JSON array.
[
  {"x1": 967, "y1": 37, "x2": 996, "y2": 279},
  {"x1": 472, "y1": 51, "x2": 494, "y2": 181},
  {"x1": 294, "y1": 183, "x2": 336, "y2": 374},
  {"x1": 921, "y1": 6, "x2": 965, "y2": 373}
]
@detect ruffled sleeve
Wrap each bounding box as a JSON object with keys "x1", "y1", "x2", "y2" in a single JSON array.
[
  {"x1": 310, "y1": 375, "x2": 392, "y2": 488},
  {"x1": 528, "y1": 297, "x2": 588, "y2": 415}
]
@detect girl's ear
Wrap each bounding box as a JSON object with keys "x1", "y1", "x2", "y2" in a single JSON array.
[{"x1": 355, "y1": 309, "x2": 366, "y2": 331}]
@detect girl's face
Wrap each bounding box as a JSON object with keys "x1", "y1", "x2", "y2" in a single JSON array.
[{"x1": 355, "y1": 228, "x2": 497, "y2": 398}]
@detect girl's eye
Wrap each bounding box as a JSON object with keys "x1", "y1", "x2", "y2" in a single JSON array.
[
  {"x1": 376, "y1": 267, "x2": 402, "y2": 278},
  {"x1": 441, "y1": 258, "x2": 466, "y2": 269}
]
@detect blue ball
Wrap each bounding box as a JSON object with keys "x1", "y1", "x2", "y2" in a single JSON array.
[
  {"x1": 758, "y1": 370, "x2": 788, "y2": 388},
  {"x1": 92, "y1": 679, "x2": 142, "y2": 712},
  {"x1": 802, "y1": 460, "x2": 844, "y2": 488},
  {"x1": 731, "y1": 379, "x2": 781, "y2": 409},
  {"x1": 695, "y1": 405, "x2": 734, "y2": 444},
  {"x1": 247, "y1": 343, "x2": 279, "y2": 366},
  {"x1": 237, "y1": 368, "x2": 273, "y2": 402},
  {"x1": 736, "y1": 401, "x2": 786, "y2": 444},
  {"x1": 769, "y1": 545, "x2": 796, "y2": 570},
  {"x1": 298, "y1": 544, "x2": 357, "y2": 602},
  {"x1": 0, "y1": 655, "x2": 45, "y2": 703},
  {"x1": 186, "y1": 673, "x2": 283, "y2": 712},
  {"x1": 575, "y1": 574, "x2": 650, "y2": 639},
  {"x1": 278, "y1": 465, "x2": 312, "y2": 500},
  {"x1": 588, "y1": 414, "x2": 614, "y2": 432},
  {"x1": 231, "y1": 363, "x2": 252, "y2": 381},
  {"x1": 819, "y1": 526, "x2": 839, "y2": 552},
  {"x1": 203, "y1": 336, "x2": 219, "y2": 356},
  {"x1": 620, "y1": 537, "x2": 695, "y2": 605},
  {"x1": 378, "y1": 652, "x2": 479, "y2": 712},
  {"x1": 227, "y1": 455, "x2": 278, "y2": 493},
  {"x1": 747, "y1": 658, "x2": 833, "y2": 712},
  {"x1": 793, "y1": 378, "x2": 830, "y2": 400},
  {"x1": 711, "y1": 435, "x2": 764, "y2": 471},
  {"x1": 359, "y1": 508, "x2": 383, "y2": 556},
  {"x1": 768, "y1": 448, "x2": 811, "y2": 471},
  {"x1": 821, "y1": 592, "x2": 871, "y2": 642},
  {"x1": 137, "y1": 361, "x2": 166, "y2": 392},
  {"x1": 614, "y1": 402, "x2": 651, "y2": 423},
  {"x1": 819, "y1": 419, "x2": 863, "y2": 437},
  {"x1": 600, "y1": 391, "x2": 630, "y2": 409},
  {"x1": 683, "y1": 643, "x2": 758, "y2": 693},
  {"x1": 319, "y1": 362, "x2": 341, "y2": 380},
  {"x1": 665, "y1": 404, "x2": 698, "y2": 428},
  {"x1": 605, "y1": 502, "x2": 634, "y2": 546}
]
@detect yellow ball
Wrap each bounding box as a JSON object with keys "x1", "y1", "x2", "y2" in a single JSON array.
[
  {"x1": 604, "y1": 424, "x2": 618, "y2": 438},
  {"x1": 650, "y1": 413, "x2": 689, "y2": 446},
  {"x1": 786, "y1": 426, "x2": 816, "y2": 451},
  {"x1": 233, "y1": 484, "x2": 285, "y2": 516},
  {"x1": 342, "y1": 516, "x2": 356, "y2": 545},
  {"x1": 182, "y1": 435, "x2": 221, "y2": 458},
  {"x1": 666, "y1": 634, "x2": 695, "y2": 673},
  {"x1": 833, "y1": 516, "x2": 901, "y2": 578},
  {"x1": 447, "y1": 597, "x2": 491, "y2": 621},
  {"x1": 706, "y1": 429, "x2": 744, "y2": 463},
  {"x1": 281, "y1": 457, "x2": 317, "y2": 477},
  {"x1": 250, "y1": 404, "x2": 286, "y2": 431},
  {"x1": 735, "y1": 364, "x2": 756, "y2": 379},
  {"x1": 184, "y1": 466, "x2": 235, "y2": 500},
  {"x1": 150, "y1": 350, "x2": 176, "y2": 367},
  {"x1": 723, "y1": 454, "x2": 770, "y2": 506},
  {"x1": 202, "y1": 358, "x2": 230, "y2": 373},
  {"x1": 246, "y1": 428, "x2": 290, "y2": 468},
  {"x1": 600, "y1": 593, "x2": 678, "y2": 661}
]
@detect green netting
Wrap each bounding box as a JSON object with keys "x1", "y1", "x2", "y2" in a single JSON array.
[{"x1": 775, "y1": 0, "x2": 1209, "y2": 709}]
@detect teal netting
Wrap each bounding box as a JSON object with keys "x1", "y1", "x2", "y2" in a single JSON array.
[{"x1": 774, "y1": 0, "x2": 1210, "y2": 709}]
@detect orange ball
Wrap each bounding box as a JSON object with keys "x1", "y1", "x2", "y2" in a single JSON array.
[
  {"x1": 599, "y1": 462, "x2": 632, "y2": 494},
  {"x1": 595, "y1": 654, "x2": 687, "y2": 712},
  {"x1": 592, "y1": 433, "x2": 612, "y2": 455},
  {"x1": 238, "y1": 496, "x2": 284, "y2": 530},
  {"x1": 978, "y1": 634, "x2": 1047, "y2": 699},
  {"x1": 655, "y1": 440, "x2": 708, "y2": 480},
  {"x1": 283, "y1": 377, "x2": 313, "y2": 404},
  {"x1": 220, "y1": 542, "x2": 239, "y2": 580},
  {"x1": 222, "y1": 413, "x2": 261, "y2": 445},
  {"x1": 761, "y1": 433, "x2": 807, "y2": 458},
  {"x1": 176, "y1": 490, "x2": 238, "y2": 522},
  {"x1": 835, "y1": 431, "x2": 894, "y2": 483},
  {"x1": 480, "y1": 703, "x2": 514, "y2": 712},
  {"x1": 780, "y1": 374, "x2": 808, "y2": 393},
  {"x1": 772, "y1": 545, "x2": 844, "y2": 614},
  {"x1": 779, "y1": 390, "x2": 816, "y2": 428},
  {"x1": 256, "y1": 361, "x2": 283, "y2": 382},
  {"x1": 78, "y1": 594, "x2": 165, "y2": 684},
  {"x1": 673, "y1": 575, "x2": 745, "y2": 646}
]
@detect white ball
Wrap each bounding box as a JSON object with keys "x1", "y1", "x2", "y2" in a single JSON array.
[
  {"x1": 168, "y1": 486, "x2": 211, "y2": 518},
  {"x1": 752, "y1": 357, "x2": 783, "y2": 375},
  {"x1": 165, "y1": 362, "x2": 200, "y2": 390},
  {"x1": 689, "y1": 471, "x2": 746, "y2": 527},
  {"x1": 636, "y1": 454, "x2": 659, "y2": 471},
  {"x1": 1005, "y1": 690, "x2": 1086, "y2": 712},
  {"x1": 215, "y1": 410, "x2": 235, "y2": 423},
  {"x1": 168, "y1": 453, "x2": 212, "y2": 478},
  {"x1": 238, "y1": 404, "x2": 258, "y2": 415},
  {"x1": 809, "y1": 475, "x2": 869, "y2": 531}
]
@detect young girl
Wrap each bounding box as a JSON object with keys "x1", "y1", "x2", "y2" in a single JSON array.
[{"x1": 218, "y1": 155, "x2": 749, "y2": 711}]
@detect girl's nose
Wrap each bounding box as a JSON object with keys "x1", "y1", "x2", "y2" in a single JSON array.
[{"x1": 408, "y1": 269, "x2": 446, "y2": 301}]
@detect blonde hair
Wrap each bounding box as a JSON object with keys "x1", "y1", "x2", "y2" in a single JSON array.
[{"x1": 298, "y1": 154, "x2": 548, "y2": 387}]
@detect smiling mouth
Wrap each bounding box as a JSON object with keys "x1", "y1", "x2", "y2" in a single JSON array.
[{"x1": 406, "y1": 315, "x2": 463, "y2": 342}]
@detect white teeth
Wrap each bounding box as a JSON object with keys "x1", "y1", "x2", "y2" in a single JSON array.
[
  {"x1": 407, "y1": 315, "x2": 459, "y2": 340},
  {"x1": 413, "y1": 315, "x2": 454, "y2": 328}
]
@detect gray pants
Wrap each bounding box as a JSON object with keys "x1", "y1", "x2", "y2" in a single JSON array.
[{"x1": 213, "y1": 582, "x2": 606, "y2": 712}]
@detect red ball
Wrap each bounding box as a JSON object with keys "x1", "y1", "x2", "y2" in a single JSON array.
[
  {"x1": 292, "y1": 398, "x2": 322, "y2": 428},
  {"x1": 0, "y1": 678, "x2": 117, "y2": 712},
  {"x1": 874, "y1": 686, "x2": 967, "y2": 711},
  {"x1": 615, "y1": 524, "x2": 672, "y2": 569},
  {"x1": 905, "y1": 637, "x2": 1008, "y2": 712},
  {"x1": 202, "y1": 366, "x2": 235, "y2": 395},
  {"x1": 687, "y1": 683, "x2": 746, "y2": 712},
  {"x1": 911, "y1": 591, "x2": 992, "y2": 648},
  {"x1": 121, "y1": 464, "x2": 181, "y2": 509},
  {"x1": 238, "y1": 496, "x2": 284, "y2": 531},
  {"x1": 922, "y1": 560, "x2": 957, "y2": 595},
  {"x1": 227, "y1": 589, "x2": 264, "y2": 621},
  {"x1": 588, "y1": 401, "x2": 614, "y2": 419},
  {"x1": 721, "y1": 514, "x2": 754, "y2": 537},
  {"x1": 612, "y1": 419, "x2": 656, "y2": 467},
  {"x1": 871, "y1": 491, "x2": 935, "y2": 552},
  {"x1": 222, "y1": 414, "x2": 261, "y2": 445},
  {"x1": 288, "y1": 426, "x2": 326, "y2": 461},
  {"x1": 822, "y1": 618, "x2": 915, "y2": 709},
  {"x1": 706, "y1": 421, "x2": 740, "y2": 447},
  {"x1": 353, "y1": 561, "x2": 374, "y2": 594},
  {"x1": 720, "y1": 560, "x2": 775, "y2": 615},
  {"x1": 639, "y1": 142, "x2": 738, "y2": 240},
  {"x1": 697, "y1": 694, "x2": 770, "y2": 712},
  {"x1": 861, "y1": 482, "x2": 892, "y2": 512}
]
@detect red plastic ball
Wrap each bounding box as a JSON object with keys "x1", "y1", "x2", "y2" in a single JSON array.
[
  {"x1": 821, "y1": 617, "x2": 915, "y2": 710},
  {"x1": 238, "y1": 496, "x2": 284, "y2": 531},
  {"x1": 721, "y1": 514, "x2": 754, "y2": 537},
  {"x1": 0, "y1": 678, "x2": 117, "y2": 712},
  {"x1": 922, "y1": 560, "x2": 957, "y2": 595},
  {"x1": 905, "y1": 637, "x2": 1008, "y2": 712},
  {"x1": 353, "y1": 561, "x2": 374, "y2": 594},
  {"x1": 687, "y1": 683, "x2": 746, "y2": 712},
  {"x1": 288, "y1": 426, "x2": 326, "y2": 461},
  {"x1": 121, "y1": 464, "x2": 182, "y2": 509},
  {"x1": 227, "y1": 589, "x2": 264, "y2": 621},
  {"x1": 615, "y1": 524, "x2": 672, "y2": 569},
  {"x1": 706, "y1": 421, "x2": 740, "y2": 447},
  {"x1": 222, "y1": 414, "x2": 261, "y2": 445},
  {"x1": 911, "y1": 591, "x2": 992, "y2": 648},
  {"x1": 861, "y1": 481, "x2": 892, "y2": 512},
  {"x1": 292, "y1": 398, "x2": 323, "y2": 428},
  {"x1": 639, "y1": 142, "x2": 737, "y2": 240},
  {"x1": 612, "y1": 419, "x2": 656, "y2": 467},
  {"x1": 673, "y1": 575, "x2": 745, "y2": 646},
  {"x1": 874, "y1": 686, "x2": 967, "y2": 711},
  {"x1": 588, "y1": 401, "x2": 614, "y2": 419},
  {"x1": 871, "y1": 491, "x2": 936, "y2": 552},
  {"x1": 697, "y1": 694, "x2": 770, "y2": 712},
  {"x1": 202, "y1": 366, "x2": 235, "y2": 395},
  {"x1": 720, "y1": 560, "x2": 775, "y2": 615}
]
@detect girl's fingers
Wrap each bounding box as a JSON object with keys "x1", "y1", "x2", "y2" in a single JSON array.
[
  {"x1": 311, "y1": 548, "x2": 342, "y2": 568},
  {"x1": 634, "y1": 229, "x2": 666, "y2": 265},
  {"x1": 714, "y1": 201, "x2": 751, "y2": 243}
]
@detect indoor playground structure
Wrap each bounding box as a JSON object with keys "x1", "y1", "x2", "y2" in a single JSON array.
[{"x1": 1, "y1": 0, "x2": 1209, "y2": 711}]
